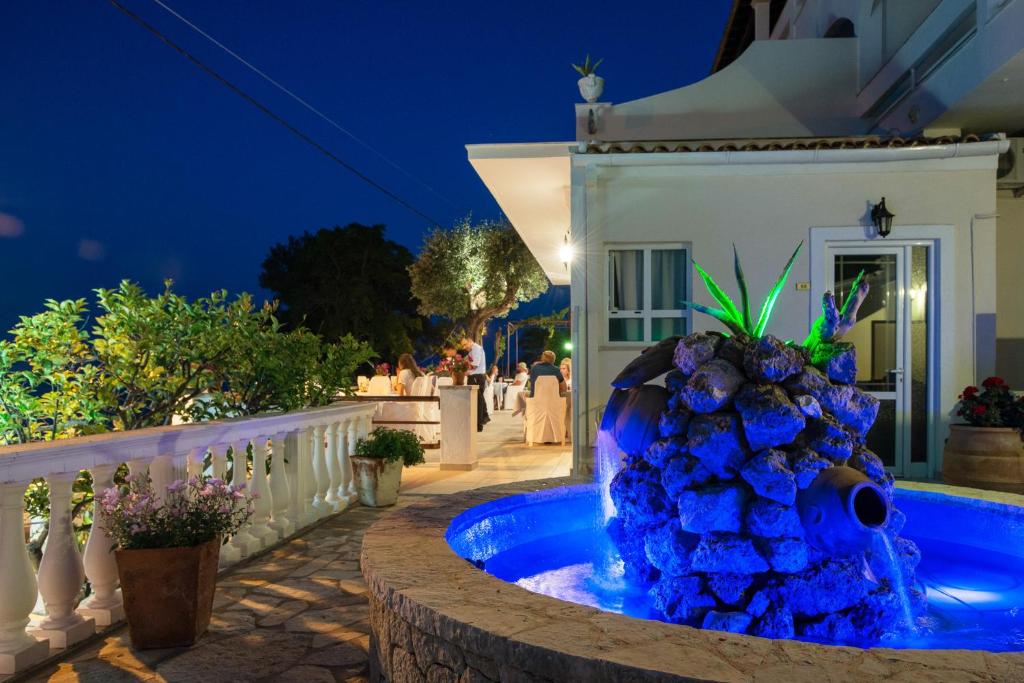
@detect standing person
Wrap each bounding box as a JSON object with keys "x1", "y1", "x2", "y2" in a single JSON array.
[
  {"x1": 460, "y1": 336, "x2": 489, "y2": 431},
  {"x1": 396, "y1": 354, "x2": 422, "y2": 396},
  {"x1": 488, "y1": 364, "x2": 506, "y2": 410}
]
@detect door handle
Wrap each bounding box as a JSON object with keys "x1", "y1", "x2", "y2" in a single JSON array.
[{"x1": 888, "y1": 368, "x2": 904, "y2": 382}]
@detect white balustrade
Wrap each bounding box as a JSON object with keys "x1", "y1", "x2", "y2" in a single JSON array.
[
  {"x1": 344, "y1": 418, "x2": 359, "y2": 503},
  {"x1": 323, "y1": 423, "x2": 342, "y2": 511},
  {"x1": 33, "y1": 472, "x2": 95, "y2": 649},
  {"x1": 246, "y1": 437, "x2": 279, "y2": 546},
  {"x1": 268, "y1": 432, "x2": 294, "y2": 538},
  {"x1": 311, "y1": 425, "x2": 330, "y2": 517},
  {"x1": 226, "y1": 440, "x2": 261, "y2": 561},
  {"x1": 79, "y1": 464, "x2": 124, "y2": 627},
  {"x1": 0, "y1": 401, "x2": 375, "y2": 674}
]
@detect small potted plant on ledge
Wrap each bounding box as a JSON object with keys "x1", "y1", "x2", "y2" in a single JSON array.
[
  {"x1": 351, "y1": 427, "x2": 425, "y2": 506},
  {"x1": 943, "y1": 376, "x2": 1024, "y2": 492},
  {"x1": 573, "y1": 54, "x2": 604, "y2": 103},
  {"x1": 99, "y1": 474, "x2": 254, "y2": 649},
  {"x1": 437, "y1": 353, "x2": 471, "y2": 386}
]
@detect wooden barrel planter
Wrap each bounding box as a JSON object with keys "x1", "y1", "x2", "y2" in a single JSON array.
[{"x1": 942, "y1": 425, "x2": 1024, "y2": 493}]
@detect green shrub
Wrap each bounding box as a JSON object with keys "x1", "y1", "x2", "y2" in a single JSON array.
[{"x1": 354, "y1": 427, "x2": 425, "y2": 467}]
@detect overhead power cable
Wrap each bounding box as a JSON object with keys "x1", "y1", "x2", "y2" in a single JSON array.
[
  {"x1": 149, "y1": 0, "x2": 459, "y2": 210},
  {"x1": 106, "y1": 0, "x2": 445, "y2": 227}
]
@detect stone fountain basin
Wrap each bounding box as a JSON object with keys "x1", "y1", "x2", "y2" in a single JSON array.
[{"x1": 361, "y1": 478, "x2": 1024, "y2": 682}]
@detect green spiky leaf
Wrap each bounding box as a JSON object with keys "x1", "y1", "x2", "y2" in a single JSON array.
[
  {"x1": 681, "y1": 301, "x2": 746, "y2": 336},
  {"x1": 839, "y1": 269, "x2": 866, "y2": 318},
  {"x1": 692, "y1": 259, "x2": 744, "y2": 331},
  {"x1": 753, "y1": 241, "x2": 803, "y2": 338},
  {"x1": 733, "y1": 244, "x2": 752, "y2": 333}
]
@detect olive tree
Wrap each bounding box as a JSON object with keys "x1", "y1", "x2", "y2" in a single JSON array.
[{"x1": 408, "y1": 218, "x2": 549, "y2": 341}]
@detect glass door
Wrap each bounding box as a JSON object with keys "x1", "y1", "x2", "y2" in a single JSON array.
[{"x1": 825, "y1": 245, "x2": 932, "y2": 478}]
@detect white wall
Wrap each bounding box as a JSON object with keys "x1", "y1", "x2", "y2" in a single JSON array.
[
  {"x1": 996, "y1": 191, "x2": 1024, "y2": 385},
  {"x1": 574, "y1": 153, "x2": 998, "y2": 474}
]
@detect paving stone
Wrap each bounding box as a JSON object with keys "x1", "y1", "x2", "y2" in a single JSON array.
[
  {"x1": 271, "y1": 665, "x2": 336, "y2": 683},
  {"x1": 155, "y1": 630, "x2": 309, "y2": 682},
  {"x1": 303, "y1": 642, "x2": 367, "y2": 667},
  {"x1": 257, "y1": 600, "x2": 310, "y2": 627},
  {"x1": 286, "y1": 606, "x2": 370, "y2": 633}
]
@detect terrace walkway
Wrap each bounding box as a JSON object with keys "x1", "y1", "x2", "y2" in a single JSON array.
[{"x1": 20, "y1": 411, "x2": 571, "y2": 683}]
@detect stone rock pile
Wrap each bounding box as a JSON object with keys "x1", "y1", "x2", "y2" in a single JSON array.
[{"x1": 606, "y1": 332, "x2": 925, "y2": 643}]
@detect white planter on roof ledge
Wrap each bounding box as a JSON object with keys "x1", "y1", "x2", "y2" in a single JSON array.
[{"x1": 578, "y1": 74, "x2": 604, "y2": 103}]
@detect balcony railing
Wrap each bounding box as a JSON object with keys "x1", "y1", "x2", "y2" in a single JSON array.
[{"x1": 0, "y1": 400, "x2": 377, "y2": 675}]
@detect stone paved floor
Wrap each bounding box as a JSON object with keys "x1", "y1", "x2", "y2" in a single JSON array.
[{"x1": 22, "y1": 410, "x2": 569, "y2": 683}]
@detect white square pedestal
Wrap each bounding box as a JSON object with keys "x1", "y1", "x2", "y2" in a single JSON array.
[
  {"x1": 439, "y1": 385, "x2": 478, "y2": 471},
  {"x1": 0, "y1": 638, "x2": 50, "y2": 675},
  {"x1": 30, "y1": 616, "x2": 96, "y2": 650}
]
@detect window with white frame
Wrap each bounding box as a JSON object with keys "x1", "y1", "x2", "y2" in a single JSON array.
[{"x1": 607, "y1": 244, "x2": 690, "y2": 343}]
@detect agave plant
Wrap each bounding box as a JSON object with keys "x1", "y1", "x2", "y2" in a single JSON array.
[
  {"x1": 683, "y1": 242, "x2": 803, "y2": 339},
  {"x1": 572, "y1": 54, "x2": 604, "y2": 77}
]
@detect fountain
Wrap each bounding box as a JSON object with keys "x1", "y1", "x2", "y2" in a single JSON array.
[
  {"x1": 599, "y1": 244, "x2": 923, "y2": 642},
  {"x1": 363, "y1": 244, "x2": 1024, "y2": 681}
]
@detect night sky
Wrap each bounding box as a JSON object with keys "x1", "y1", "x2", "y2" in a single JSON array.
[{"x1": 1, "y1": 0, "x2": 730, "y2": 334}]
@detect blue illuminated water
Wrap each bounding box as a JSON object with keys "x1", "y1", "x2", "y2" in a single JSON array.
[{"x1": 447, "y1": 485, "x2": 1024, "y2": 651}]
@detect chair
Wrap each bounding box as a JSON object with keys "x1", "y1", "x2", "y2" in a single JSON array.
[
  {"x1": 367, "y1": 375, "x2": 393, "y2": 395},
  {"x1": 357, "y1": 375, "x2": 370, "y2": 393},
  {"x1": 411, "y1": 375, "x2": 439, "y2": 444},
  {"x1": 505, "y1": 384, "x2": 525, "y2": 412},
  {"x1": 523, "y1": 376, "x2": 566, "y2": 446}
]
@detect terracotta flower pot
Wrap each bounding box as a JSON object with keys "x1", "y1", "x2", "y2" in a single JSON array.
[
  {"x1": 942, "y1": 424, "x2": 1024, "y2": 493},
  {"x1": 351, "y1": 456, "x2": 403, "y2": 507},
  {"x1": 451, "y1": 371, "x2": 466, "y2": 386},
  {"x1": 115, "y1": 536, "x2": 221, "y2": 649}
]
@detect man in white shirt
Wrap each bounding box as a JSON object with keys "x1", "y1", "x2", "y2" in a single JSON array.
[{"x1": 460, "y1": 336, "x2": 490, "y2": 431}]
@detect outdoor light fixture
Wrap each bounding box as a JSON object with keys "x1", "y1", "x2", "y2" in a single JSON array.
[
  {"x1": 871, "y1": 197, "x2": 895, "y2": 238},
  {"x1": 558, "y1": 235, "x2": 574, "y2": 266},
  {"x1": 563, "y1": 341, "x2": 573, "y2": 351}
]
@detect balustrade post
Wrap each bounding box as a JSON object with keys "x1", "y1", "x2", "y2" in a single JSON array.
[
  {"x1": 302, "y1": 428, "x2": 318, "y2": 520},
  {"x1": 285, "y1": 430, "x2": 313, "y2": 528},
  {"x1": 268, "y1": 432, "x2": 294, "y2": 538},
  {"x1": 210, "y1": 444, "x2": 228, "y2": 481},
  {"x1": 185, "y1": 447, "x2": 205, "y2": 480},
  {"x1": 148, "y1": 454, "x2": 173, "y2": 503},
  {"x1": 248, "y1": 437, "x2": 278, "y2": 546},
  {"x1": 333, "y1": 419, "x2": 354, "y2": 509},
  {"x1": 343, "y1": 418, "x2": 359, "y2": 503},
  {"x1": 79, "y1": 464, "x2": 124, "y2": 628},
  {"x1": 323, "y1": 423, "x2": 341, "y2": 511},
  {"x1": 0, "y1": 482, "x2": 49, "y2": 674},
  {"x1": 227, "y1": 440, "x2": 261, "y2": 558},
  {"x1": 310, "y1": 425, "x2": 330, "y2": 517},
  {"x1": 32, "y1": 472, "x2": 95, "y2": 649}
]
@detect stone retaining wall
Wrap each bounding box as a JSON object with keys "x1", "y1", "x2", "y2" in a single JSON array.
[{"x1": 361, "y1": 479, "x2": 1024, "y2": 683}]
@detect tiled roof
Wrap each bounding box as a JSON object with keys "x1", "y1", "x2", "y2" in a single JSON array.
[{"x1": 580, "y1": 134, "x2": 989, "y2": 154}]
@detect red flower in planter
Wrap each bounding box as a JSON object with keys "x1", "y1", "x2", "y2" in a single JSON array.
[
  {"x1": 982, "y1": 376, "x2": 1007, "y2": 389},
  {"x1": 961, "y1": 386, "x2": 979, "y2": 399},
  {"x1": 973, "y1": 405, "x2": 987, "y2": 416}
]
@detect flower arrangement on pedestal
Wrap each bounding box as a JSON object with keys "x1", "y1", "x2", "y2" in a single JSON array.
[
  {"x1": 943, "y1": 376, "x2": 1024, "y2": 491},
  {"x1": 955, "y1": 377, "x2": 1023, "y2": 429},
  {"x1": 437, "y1": 354, "x2": 471, "y2": 385},
  {"x1": 99, "y1": 475, "x2": 254, "y2": 649}
]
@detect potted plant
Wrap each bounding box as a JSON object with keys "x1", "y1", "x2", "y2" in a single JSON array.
[
  {"x1": 437, "y1": 354, "x2": 471, "y2": 386},
  {"x1": 99, "y1": 474, "x2": 254, "y2": 649},
  {"x1": 351, "y1": 427, "x2": 425, "y2": 506},
  {"x1": 942, "y1": 376, "x2": 1024, "y2": 492},
  {"x1": 573, "y1": 54, "x2": 604, "y2": 103}
]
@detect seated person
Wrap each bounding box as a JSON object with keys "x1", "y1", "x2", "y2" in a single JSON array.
[
  {"x1": 396, "y1": 353, "x2": 423, "y2": 396},
  {"x1": 560, "y1": 357, "x2": 572, "y2": 391},
  {"x1": 511, "y1": 362, "x2": 529, "y2": 385},
  {"x1": 527, "y1": 350, "x2": 567, "y2": 397}
]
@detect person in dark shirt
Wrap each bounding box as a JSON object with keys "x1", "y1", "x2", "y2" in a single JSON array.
[{"x1": 528, "y1": 350, "x2": 566, "y2": 397}]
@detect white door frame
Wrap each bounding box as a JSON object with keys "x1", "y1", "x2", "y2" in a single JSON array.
[{"x1": 809, "y1": 226, "x2": 955, "y2": 480}]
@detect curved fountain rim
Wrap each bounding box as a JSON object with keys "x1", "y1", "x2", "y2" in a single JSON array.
[{"x1": 361, "y1": 478, "x2": 1024, "y2": 682}]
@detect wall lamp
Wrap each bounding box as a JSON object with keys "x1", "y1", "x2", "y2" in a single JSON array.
[
  {"x1": 558, "y1": 235, "x2": 574, "y2": 266},
  {"x1": 871, "y1": 197, "x2": 895, "y2": 238}
]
